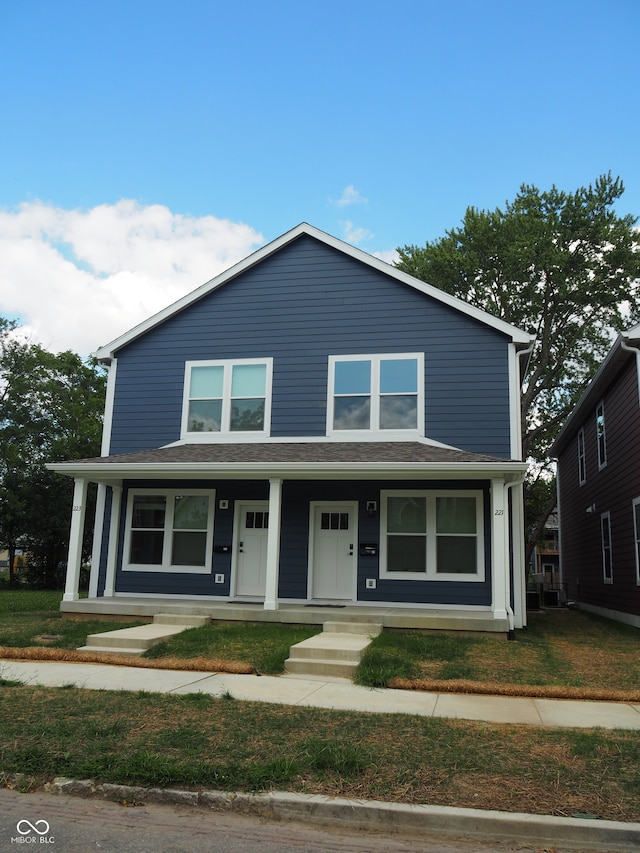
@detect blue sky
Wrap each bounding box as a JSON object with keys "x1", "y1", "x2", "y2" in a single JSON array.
[{"x1": 1, "y1": 0, "x2": 639, "y2": 354}]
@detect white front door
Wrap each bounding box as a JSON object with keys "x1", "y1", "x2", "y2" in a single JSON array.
[
  {"x1": 310, "y1": 502, "x2": 357, "y2": 601},
  {"x1": 235, "y1": 502, "x2": 269, "y2": 598}
]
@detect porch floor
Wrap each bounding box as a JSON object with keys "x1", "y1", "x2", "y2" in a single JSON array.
[{"x1": 61, "y1": 597, "x2": 510, "y2": 633}]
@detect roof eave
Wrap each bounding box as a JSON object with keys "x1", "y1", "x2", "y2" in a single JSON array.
[
  {"x1": 551, "y1": 328, "x2": 640, "y2": 457},
  {"x1": 47, "y1": 459, "x2": 529, "y2": 486}
]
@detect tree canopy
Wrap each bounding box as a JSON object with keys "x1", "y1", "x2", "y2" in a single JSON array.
[
  {"x1": 395, "y1": 174, "x2": 640, "y2": 551},
  {"x1": 0, "y1": 318, "x2": 106, "y2": 586}
]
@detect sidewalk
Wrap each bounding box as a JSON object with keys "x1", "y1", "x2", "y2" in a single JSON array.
[{"x1": 3, "y1": 657, "x2": 640, "y2": 729}]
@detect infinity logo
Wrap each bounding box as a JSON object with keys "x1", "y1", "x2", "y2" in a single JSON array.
[{"x1": 16, "y1": 819, "x2": 50, "y2": 836}]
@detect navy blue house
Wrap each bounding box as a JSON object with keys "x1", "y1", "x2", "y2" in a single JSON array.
[{"x1": 51, "y1": 224, "x2": 533, "y2": 632}]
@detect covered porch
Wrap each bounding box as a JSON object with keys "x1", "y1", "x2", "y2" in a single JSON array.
[{"x1": 48, "y1": 441, "x2": 528, "y2": 633}]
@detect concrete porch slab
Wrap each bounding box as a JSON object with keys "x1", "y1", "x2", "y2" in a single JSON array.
[{"x1": 61, "y1": 597, "x2": 509, "y2": 633}]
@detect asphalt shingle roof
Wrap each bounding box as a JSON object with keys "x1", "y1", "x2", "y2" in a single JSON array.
[{"x1": 72, "y1": 442, "x2": 506, "y2": 466}]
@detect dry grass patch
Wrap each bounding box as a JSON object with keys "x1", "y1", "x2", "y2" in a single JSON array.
[{"x1": 0, "y1": 645, "x2": 255, "y2": 674}]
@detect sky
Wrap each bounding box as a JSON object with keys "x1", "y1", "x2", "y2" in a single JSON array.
[{"x1": 1, "y1": 0, "x2": 639, "y2": 356}]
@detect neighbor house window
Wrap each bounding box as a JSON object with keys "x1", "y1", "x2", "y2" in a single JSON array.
[
  {"x1": 577, "y1": 428, "x2": 586, "y2": 485},
  {"x1": 328, "y1": 354, "x2": 423, "y2": 434},
  {"x1": 380, "y1": 490, "x2": 484, "y2": 580},
  {"x1": 633, "y1": 498, "x2": 640, "y2": 585},
  {"x1": 596, "y1": 402, "x2": 607, "y2": 469},
  {"x1": 182, "y1": 359, "x2": 272, "y2": 438},
  {"x1": 600, "y1": 511, "x2": 613, "y2": 583},
  {"x1": 123, "y1": 489, "x2": 215, "y2": 573}
]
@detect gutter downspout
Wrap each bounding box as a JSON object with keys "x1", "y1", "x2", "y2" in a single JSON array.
[
  {"x1": 502, "y1": 340, "x2": 534, "y2": 639},
  {"x1": 620, "y1": 337, "x2": 640, "y2": 403}
]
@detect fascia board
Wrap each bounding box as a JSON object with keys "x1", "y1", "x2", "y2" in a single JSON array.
[
  {"x1": 93, "y1": 222, "x2": 532, "y2": 360},
  {"x1": 47, "y1": 459, "x2": 529, "y2": 484},
  {"x1": 550, "y1": 329, "x2": 640, "y2": 457}
]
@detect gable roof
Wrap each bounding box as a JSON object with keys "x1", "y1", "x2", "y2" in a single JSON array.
[
  {"x1": 551, "y1": 323, "x2": 640, "y2": 457},
  {"x1": 93, "y1": 222, "x2": 533, "y2": 362}
]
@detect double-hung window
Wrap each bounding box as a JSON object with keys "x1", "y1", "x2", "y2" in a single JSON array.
[
  {"x1": 124, "y1": 489, "x2": 215, "y2": 573},
  {"x1": 596, "y1": 402, "x2": 607, "y2": 469},
  {"x1": 182, "y1": 359, "x2": 272, "y2": 438},
  {"x1": 633, "y1": 498, "x2": 640, "y2": 586},
  {"x1": 328, "y1": 354, "x2": 423, "y2": 435},
  {"x1": 600, "y1": 511, "x2": 613, "y2": 584},
  {"x1": 577, "y1": 428, "x2": 586, "y2": 485},
  {"x1": 380, "y1": 490, "x2": 484, "y2": 581}
]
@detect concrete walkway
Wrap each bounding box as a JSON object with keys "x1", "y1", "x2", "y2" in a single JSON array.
[{"x1": 3, "y1": 657, "x2": 640, "y2": 729}]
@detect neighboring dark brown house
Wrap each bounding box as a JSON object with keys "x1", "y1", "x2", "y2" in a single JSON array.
[{"x1": 551, "y1": 324, "x2": 640, "y2": 628}]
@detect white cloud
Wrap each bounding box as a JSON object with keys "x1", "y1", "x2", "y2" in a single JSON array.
[
  {"x1": 373, "y1": 249, "x2": 400, "y2": 265},
  {"x1": 341, "y1": 220, "x2": 374, "y2": 245},
  {"x1": 0, "y1": 201, "x2": 264, "y2": 355},
  {"x1": 333, "y1": 185, "x2": 368, "y2": 208}
]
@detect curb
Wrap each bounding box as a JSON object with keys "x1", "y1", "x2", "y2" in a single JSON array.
[{"x1": 47, "y1": 778, "x2": 640, "y2": 850}]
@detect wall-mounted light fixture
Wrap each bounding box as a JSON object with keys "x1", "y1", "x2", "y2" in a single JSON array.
[
  {"x1": 585, "y1": 503, "x2": 596, "y2": 514},
  {"x1": 366, "y1": 501, "x2": 377, "y2": 516}
]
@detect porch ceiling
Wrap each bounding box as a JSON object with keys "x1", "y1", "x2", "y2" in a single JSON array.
[{"x1": 48, "y1": 442, "x2": 528, "y2": 485}]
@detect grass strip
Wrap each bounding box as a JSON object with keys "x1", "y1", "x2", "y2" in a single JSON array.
[{"x1": 1, "y1": 684, "x2": 640, "y2": 822}]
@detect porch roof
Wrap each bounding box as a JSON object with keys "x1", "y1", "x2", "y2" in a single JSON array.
[{"x1": 48, "y1": 441, "x2": 528, "y2": 485}]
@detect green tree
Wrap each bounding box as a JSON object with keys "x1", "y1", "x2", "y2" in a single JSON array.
[
  {"x1": 395, "y1": 174, "x2": 640, "y2": 556},
  {"x1": 0, "y1": 319, "x2": 106, "y2": 587}
]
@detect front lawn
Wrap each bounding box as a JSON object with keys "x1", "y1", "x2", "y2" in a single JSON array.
[{"x1": 1, "y1": 684, "x2": 639, "y2": 821}]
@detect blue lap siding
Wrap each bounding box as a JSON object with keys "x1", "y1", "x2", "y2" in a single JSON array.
[
  {"x1": 108, "y1": 235, "x2": 512, "y2": 458},
  {"x1": 109, "y1": 479, "x2": 492, "y2": 607}
]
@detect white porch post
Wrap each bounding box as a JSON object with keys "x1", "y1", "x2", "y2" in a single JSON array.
[
  {"x1": 510, "y1": 483, "x2": 526, "y2": 629},
  {"x1": 264, "y1": 478, "x2": 282, "y2": 611},
  {"x1": 491, "y1": 478, "x2": 508, "y2": 621},
  {"x1": 88, "y1": 484, "x2": 107, "y2": 599},
  {"x1": 104, "y1": 485, "x2": 122, "y2": 597},
  {"x1": 63, "y1": 477, "x2": 88, "y2": 602}
]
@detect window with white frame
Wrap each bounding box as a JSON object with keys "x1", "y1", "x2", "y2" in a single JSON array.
[
  {"x1": 596, "y1": 401, "x2": 607, "y2": 469},
  {"x1": 182, "y1": 359, "x2": 272, "y2": 437},
  {"x1": 633, "y1": 498, "x2": 640, "y2": 585},
  {"x1": 577, "y1": 428, "x2": 586, "y2": 485},
  {"x1": 380, "y1": 490, "x2": 484, "y2": 581},
  {"x1": 123, "y1": 489, "x2": 215, "y2": 573},
  {"x1": 328, "y1": 354, "x2": 423, "y2": 435},
  {"x1": 600, "y1": 511, "x2": 613, "y2": 583}
]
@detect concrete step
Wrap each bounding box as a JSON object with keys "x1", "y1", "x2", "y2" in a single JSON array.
[
  {"x1": 284, "y1": 657, "x2": 360, "y2": 678},
  {"x1": 75, "y1": 644, "x2": 148, "y2": 657},
  {"x1": 284, "y1": 622, "x2": 382, "y2": 680},
  {"x1": 288, "y1": 633, "x2": 371, "y2": 662},
  {"x1": 322, "y1": 621, "x2": 383, "y2": 636},
  {"x1": 153, "y1": 614, "x2": 209, "y2": 627},
  {"x1": 79, "y1": 617, "x2": 206, "y2": 656}
]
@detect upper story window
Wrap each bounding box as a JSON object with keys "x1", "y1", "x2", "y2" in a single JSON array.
[
  {"x1": 596, "y1": 401, "x2": 607, "y2": 469},
  {"x1": 577, "y1": 428, "x2": 586, "y2": 485},
  {"x1": 182, "y1": 359, "x2": 273, "y2": 439},
  {"x1": 327, "y1": 353, "x2": 424, "y2": 436}
]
